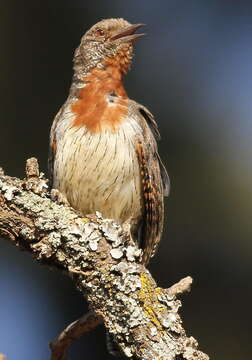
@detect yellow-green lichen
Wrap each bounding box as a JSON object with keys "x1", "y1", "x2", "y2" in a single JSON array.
[{"x1": 138, "y1": 272, "x2": 166, "y2": 329}]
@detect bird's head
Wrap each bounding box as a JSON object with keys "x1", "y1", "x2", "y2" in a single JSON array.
[{"x1": 74, "y1": 18, "x2": 145, "y2": 78}]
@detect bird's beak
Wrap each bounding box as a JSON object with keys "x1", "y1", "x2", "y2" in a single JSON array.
[{"x1": 110, "y1": 23, "x2": 145, "y2": 43}]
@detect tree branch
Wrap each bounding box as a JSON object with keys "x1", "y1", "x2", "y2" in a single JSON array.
[
  {"x1": 50, "y1": 311, "x2": 103, "y2": 360},
  {"x1": 0, "y1": 158, "x2": 209, "y2": 360}
]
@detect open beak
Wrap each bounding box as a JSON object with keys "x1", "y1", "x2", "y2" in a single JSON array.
[{"x1": 110, "y1": 23, "x2": 145, "y2": 43}]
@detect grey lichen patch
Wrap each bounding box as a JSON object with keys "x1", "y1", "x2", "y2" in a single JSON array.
[
  {"x1": 110, "y1": 248, "x2": 123, "y2": 259},
  {"x1": 126, "y1": 245, "x2": 142, "y2": 262},
  {"x1": 24, "y1": 175, "x2": 48, "y2": 196},
  {"x1": 56, "y1": 249, "x2": 67, "y2": 262},
  {"x1": 88, "y1": 231, "x2": 101, "y2": 251},
  {"x1": 113, "y1": 273, "x2": 141, "y2": 294},
  {"x1": 182, "y1": 337, "x2": 209, "y2": 360},
  {"x1": 1, "y1": 184, "x2": 20, "y2": 201},
  {"x1": 123, "y1": 346, "x2": 133, "y2": 358},
  {"x1": 158, "y1": 291, "x2": 175, "y2": 305},
  {"x1": 47, "y1": 231, "x2": 62, "y2": 248},
  {"x1": 12, "y1": 191, "x2": 78, "y2": 228},
  {"x1": 68, "y1": 224, "x2": 85, "y2": 238},
  {"x1": 99, "y1": 219, "x2": 124, "y2": 248},
  {"x1": 110, "y1": 262, "x2": 142, "y2": 293},
  {"x1": 89, "y1": 239, "x2": 99, "y2": 251},
  {"x1": 14, "y1": 192, "x2": 50, "y2": 213},
  {"x1": 112, "y1": 261, "x2": 139, "y2": 274},
  {"x1": 150, "y1": 326, "x2": 158, "y2": 336},
  {"x1": 128, "y1": 304, "x2": 145, "y2": 328},
  {"x1": 59, "y1": 221, "x2": 102, "y2": 254},
  {"x1": 19, "y1": 225, "x2": 36, "y2": 241},
  {"x1": 152, "y1": 291, "x2": 182, "y2": 334},
  {"x1": 86, "y1": 223, "x2": 100, "y2": 235},
  {"x1": 160, "y1": 312, "x2": 177, "y2": 329},
  {"x1": 35, "y1": 217, "x2": 58, "y2": 231},
  {"x1": 69, "y1": 218, "x2": 101, "y2": 251},
  {"x1": 31, "y1": 238, "x2": 54, "y2": 259}
]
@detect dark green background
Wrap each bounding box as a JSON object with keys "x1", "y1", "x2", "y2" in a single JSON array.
[{"x1": 0, "y1": 1, "x2": 251, "y2": 359}]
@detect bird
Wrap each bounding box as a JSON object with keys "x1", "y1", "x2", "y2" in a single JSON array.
[{"x1": 49, "y1": 18, "x2": 169, "y2": 265}]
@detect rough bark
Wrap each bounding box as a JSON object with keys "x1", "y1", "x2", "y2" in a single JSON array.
[{"x1": 0, "y1": 159, "x2": 209, "y2": 360}]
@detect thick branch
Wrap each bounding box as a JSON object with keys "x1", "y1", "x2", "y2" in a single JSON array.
[{"x1": 0, "y1": 159, "x2": 209, "y2": 360}]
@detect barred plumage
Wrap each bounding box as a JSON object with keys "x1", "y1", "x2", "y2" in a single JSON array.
[{"x1": 49, "y1": 18, "x2": 169, "y2": 264}]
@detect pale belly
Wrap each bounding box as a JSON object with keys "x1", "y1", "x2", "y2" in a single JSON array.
[{"x1": 53, "y1": 122, "x2": 143, "y2": 224}]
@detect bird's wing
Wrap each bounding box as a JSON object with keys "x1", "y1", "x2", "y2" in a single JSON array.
[
  {"x1": 48, "y1": 109, "x2": 62, "y2": 187},
  {"x1": 129, "y1": 101, "x2": 170, "y2": 264},
  {"x1": 137, "y1": 105, "x2": 170, "y2": 196}
]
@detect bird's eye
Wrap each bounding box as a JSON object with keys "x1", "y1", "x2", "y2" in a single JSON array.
[{"x1": 95, "y1": 28, "x2": 105, "y2": 37}]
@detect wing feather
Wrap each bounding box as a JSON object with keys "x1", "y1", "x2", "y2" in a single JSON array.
[
  {"x1": 48, "y1": 109, "x2": 62, "y2": 187},
  {"x1": 132, "y1": 102, "x2": 169, "y2": 264}
]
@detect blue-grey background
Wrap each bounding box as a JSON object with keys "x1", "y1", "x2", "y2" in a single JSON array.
[{"x1": 0, "y1": 1, "x2": 251, "y2": 359}]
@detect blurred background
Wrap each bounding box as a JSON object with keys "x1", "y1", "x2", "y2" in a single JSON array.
[{"x1": 0, "y1": 1, "x2": 251, "y2": 359}]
